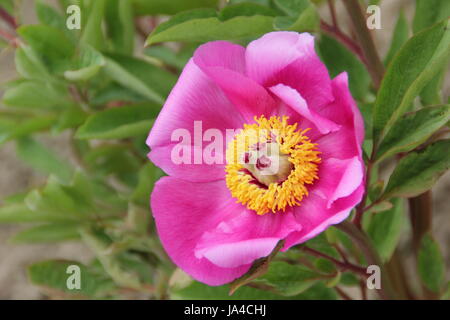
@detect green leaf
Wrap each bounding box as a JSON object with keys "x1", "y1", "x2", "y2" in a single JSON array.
[
  {"x1": 28, "y1": 260, "x2": 116, "y2": 298},
  {"x1": 105, "y1": 0, "x2": 135, "y2": 55},
  {"x1": 133, "y1": 0, "x2": 218, "y2": 15},
  {"x1": 76, "y1": 103, "x2": 159, "y2": 139},
  {"x1": 318, "y1": 35, "x2": 370, "y2": 101},
  {"x1": 172, "y1": 280, "x2": 336, "y2": 300},
  {"x1": 64, "y1": 45, "x2": 105, "y2": 82},
  {"x1": 0, "y1": 203, "x2": 77, "y2": 223},
  {"x1": 273, "y1": 0, "x2": 319, "y2": 32},
  {"x1": 218, "y1": 2, "x2": 277, "y2": 20},
  {"x1": 382, "y1": 140, "x2": 450, "y2": 199},
  {"x1": 253, "y1": 261, "x2": 321, "y2": 296},
  {"x1": 131, "y1": 163, "x2": 163, "y2": 205},
  {"x1": 10, "y1": 223, "x2": 81, "y2": 243},
  {"x1": 81, "y1": 0, "x2": 106, "y2": 50},
  {"x1": 229, "y1": 240, "x2": 284, "y2": 295},
  {"x1": 24, "y1": 175, "x2": 94, "y2": 218},
  {"x1": 79, "y1": 227, "x2": 142, "y2": 288},
  {"x1": 52, "y1": 107, "x2": 87, "y2": 133},
  {"x1": 144, "y1": 46, "x2": 189, "y2": 71},
  {"x1": 17, "y1": 25, "x2": 75, "y2": 73},
  {"x1": 367, "y1": 198, "x2": 404, "y2": 262},
  {"x1": 417, "y1": 233, "x2": 445, "y2": 292},
  {"x1": 0, "y1": 116, "x2": 56, "y2": 145},
  {"x1": 413, "y1": 1, "x2": 450, "y2": 106},
  {"x1": 375, "y1": 105, "x2": 450, "y2": 163},
  {"x1": 413, "y1": 0, "x2": 450, "y2": 33},
  {"x1": 36, "y1": 0, "x2": 74, "y2": 40},
  {"x1": 15, "y1": 46, "x2": 51, "y2": 80},
  {"x1": 145, "y1": 8, "x2": 274, "y2": 45},
  {"x1": 3, "y1": 80, "x2": 70, "y2": 109},
  {"x1": 16, "y1": 137, "x2": 74, "y2": 183},
  {"x1": 103, "y1": 54, "x2": 176, "y2": 103},
  {"x1": 384, "y1": 11, "x2": 409, "y2": 66},
  {"x1": 372, "y1": 19, "x2": 450, "y2": 144}
]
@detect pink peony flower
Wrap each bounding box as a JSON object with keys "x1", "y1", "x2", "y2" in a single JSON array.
[{"x1": 147, "y1": 32, "x2": 365, "y2": 285}]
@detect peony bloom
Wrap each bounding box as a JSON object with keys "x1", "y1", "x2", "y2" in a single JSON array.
[{"x1": 147, "y1": 32, "x2": 365, "y2": 285}]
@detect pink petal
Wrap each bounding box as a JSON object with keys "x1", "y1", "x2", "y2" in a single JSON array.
[
  {"x1": 194, "y1": 41, "x2": 276, "y2": 121},
  {"x1": 148, "y1": 144, "x2": 226, "y2": 182},
  {"x1": 284, "y1": 185, "x2": 364, "y2": 248},
  {"x1": 151, "y1": 177, "x2": 251, "y2": 285},
  {"x1": 246, "y1": 32, "x2": 334, "y2": 109},
  {"x1": 316, "y1": 72, "x2": 365, "y2": 148},
  {"x1": 312, "y1": 157, "x2": 364, "y2": 208},
  {"x1": 147, "y1": 59, "x2": 244, "y2": 182},
  {"x1": 269, "y1": 84, "x2": 340, "y2": 134},
  {"x1": 147, "y1": 59, "x2": 244, "y2": 149},
  {"x1": 195, "y1": 209, "x2": 302, "y2": 268}
]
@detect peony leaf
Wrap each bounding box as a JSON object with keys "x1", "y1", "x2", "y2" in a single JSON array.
[
  {"x1": 366, "y1": 198, "x2": 404, "y2": 262},
  {"x1": 417, "y1": 233, "x2": 445, "y2": 293},
  {"x1": 17, "y1": 25, "x2": 75, "y2": 73},
  {"x1": 3, "y1": 80, "x2": 71, "y2": 109},
  {"x1": 133, "y1": 0, "x2": 218, "y2": 15},
  {"x1": 103, "y1": 54, "x2": 176, "y2": 104},
  {"x1": 172, "y1": 280, "x2": 337, "y2": 300},
  {"x1": 382, "y1": 140, "x2": 450, "y2": 199},
  {"x1": 145, "y1": 8, "x2": 274, "y2": 45},
  {"x1": 229, "y1": 240, "x2": 284, "y2": 295},
  {"x1": 105, "y1": 0, "x2": 135, "y2": 55},
  {"x1": 372, "y1": 19, "x2": 450, "y2": 145},
  {"x1": 15, "y1": 137, "x2": 74, "y2": 183},
  {"x1": 318, "y1": 35, "x2": 370, "y2": 101},
  {"x1": 76, "y1": 103, "x2": 159, "y2": 140},
  {"x1": 384, "y1": 11, "x2": 409, "y2": 66},
  {"x1": 375, "y1": 105, "x2": 450, "y2": 163},
  {"x1": 413, "y1": 0, "x2": 450, "y2": 105},
  {"x1": 253, "y1": 261, "x2": 322, "y2": 296},
  {"x1": 413, "y1": 0, "x2": 450, "y2": 33},
  {"x1": 273, "y1": 0, "x2": 319, "y2": 32},
  {"x1": 10, "y1": 223, "x2": 81, "y2": 243},
  {"x1": 28, "y1": 260, "x2": 116, "y2": 298}
]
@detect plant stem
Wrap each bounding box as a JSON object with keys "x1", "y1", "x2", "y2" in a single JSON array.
[
  {"x1": 328, "y1": 0, "x2": 338, "y2": 28},
  {"x1": 409, "y1": 191, "x2": 433, "y2": 252},
  {"x1": 320, "y1": 20, "x2": 365, "y2": 64},
  {"x1": 335, "y1": 286, "x2": 352, "y2": 300},
  {"x1": 342, "y1": 0, "x2": 385, "y2": 89},
  {"x1": 409, "y1": 190, "x2": 439, "y2": 299},
  {"x1": 0, "y1": 7, "x2": 17, "y2": 29},
  {"x1": 353, "y1": 159, "x2": 374, "y2": 228},
  {"x1": 335, "y1": 221, "x2": 396, "y2": 300},
  {"x1": 300, "y1": 246, "x2": 368, "y2": 277}
]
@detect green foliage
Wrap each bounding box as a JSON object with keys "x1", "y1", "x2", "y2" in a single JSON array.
[
  {"x1": 318, "y1": 35, "x2": 370, "y2": 101},
  {"x1": 0, "y1": 0, "x2": 448, "y2": 301},
  {"x1": 375, "y1": 105, "x2": 450, "y2": 163},
  {"x1": 417, "y1": 234, "x2": 445, "y2": 293},
  {"x1": 366, "y1": 198, "x2": 404, "y2": 262},
  {"x1": 28, "y1": 260, "x2": 116, "y2": 298},
  {"x1": 372, "y1": 19, "x2": 450, "y2": 144},
  {"x1": 382, "y1": 140, "x2": 450, "y2": 199}
]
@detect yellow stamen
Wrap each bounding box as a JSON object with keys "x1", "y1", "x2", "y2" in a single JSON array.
[{"x1": 225, "y1": 115, "x2": 321, "y2": 215}]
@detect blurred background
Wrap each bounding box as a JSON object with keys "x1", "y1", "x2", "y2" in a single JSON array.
[{"x1": 0, "y1": 0, "x2": 449, "y2": 299}]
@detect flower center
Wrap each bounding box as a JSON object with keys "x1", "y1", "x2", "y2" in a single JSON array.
[{"x1": 225, "y1": 116, "x2": 321, "y2": 215}]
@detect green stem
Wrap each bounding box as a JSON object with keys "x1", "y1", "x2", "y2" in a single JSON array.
[
  {"x1": 342, "y1": 0, "x2": 385, "y2": 89},
  {"x1": 335, "y1": 221, "x2": 397, "y2": 300}
]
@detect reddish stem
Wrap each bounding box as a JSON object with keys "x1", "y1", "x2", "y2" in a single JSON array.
[
  {"x1": 320, "y1": 20, "x2": 366, "y2": 65},
  {"x1": 0, "y1": 8, "x2": 17, "y2": 29},
  {"x1": 300, "y1": 246, "x2": 368, "y2": 277}
]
